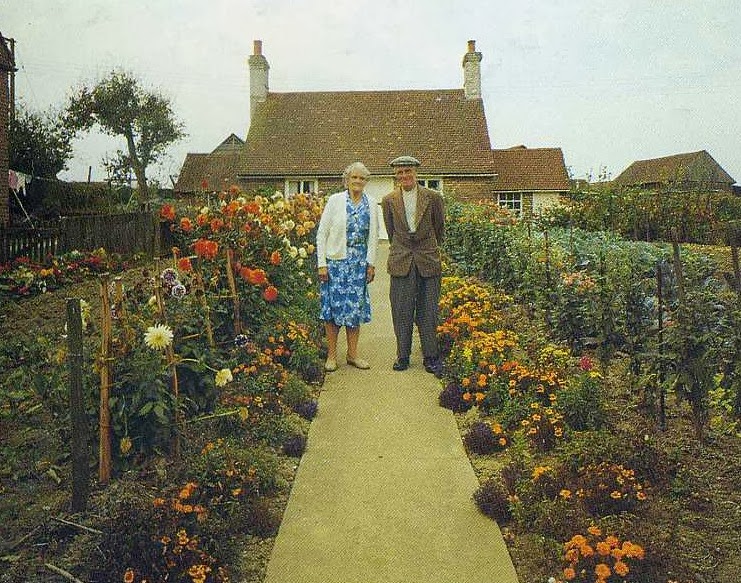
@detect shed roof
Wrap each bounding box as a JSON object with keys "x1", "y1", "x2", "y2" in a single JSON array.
[
  {"x1": 491, "y1": 147, "x2": 570, "y2": 191},
  {"x1": 614, "y1": 150, "x2": 735, "y2": 187}
]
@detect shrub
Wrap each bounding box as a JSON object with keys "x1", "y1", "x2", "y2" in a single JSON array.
[
  {"x1": 282, "y1": 433, "x2": 307, "y2": 458},
  {"x1": 558, "y1": 525, "x2": 646, "y2": 583},
  {"x1": 558, "y1": 371, "x2": 606, "y2": 431},
  {"x1": 281, "y1": 373, "x2": 313, "y2": 408},
  {"x1": 439, "y1": 381, "x2": 474, "y2": 412},
  {"x1": 463, "y1": 420, "x2": 510, "y2": 454},
  {"x1": 293, "y1": 398, "x2": 318, "y2": 421},
  {"x1": 575, "y1": 462, "x2": 648, "y2": 517},
  {"x1": 473, "y1": 478, "x2": 512, "y2": 522}
]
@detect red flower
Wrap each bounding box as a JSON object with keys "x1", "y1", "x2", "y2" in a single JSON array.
[
  {"x1": 159, "y1": 204, "x2": 176, "y2": 221},
  {"x1": 210, "y1": 218, "x2": 224, "y2": 232},
  {"x1": 179, "y1": 217, "x2": 193, "y2": 232},
  {"x1": 263, "y1": 285, "x2": 278, "y2": 302},
  {"x1": 579, "y1": 355, "x2": 594, "y2": 371},
  {"x1": 177, "y1": 257, "x2": 193, "y2": 272},
  {"x1": 193, "y1": 238, "x2": 219, "y2": 260},
  {"x1": 200, "y1": 179, "x2": 209, "y2": 190},
  {"x1": 270, "y1": 250, "x2": 281, "y2": 265}
]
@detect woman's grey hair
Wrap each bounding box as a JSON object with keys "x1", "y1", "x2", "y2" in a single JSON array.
[{"x1": 342, "y1": 161, "x2": 371, "y2": 187}]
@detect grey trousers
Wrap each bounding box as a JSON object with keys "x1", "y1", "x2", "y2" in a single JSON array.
[{"x1": 389, "y1": 263, "x2": 441, "y2": 362}]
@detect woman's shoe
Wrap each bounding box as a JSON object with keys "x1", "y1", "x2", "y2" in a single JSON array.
[
  {"x1": 346, "y1": 356, "x2": 370, "y2": 369},
  {"x1": 324, "y1": 358, "x2": 338, "y2": 372}
]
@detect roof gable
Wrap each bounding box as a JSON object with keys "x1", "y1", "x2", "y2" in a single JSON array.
[
  {"x1": 174, "y1": 150, "x2": 242, "y2": 194},
  {"x1": 491, "y1": 147, "x2": 570, "y2": 191},
  {"x1": 614, "y1": 150, "x2": 736, "y2": 187},
  {"x1": 240, "y1": 89, "x2": 493, "y2": 176},
  {"x1": 212, "y1": 133, "x2": 244, "y2": 153}
]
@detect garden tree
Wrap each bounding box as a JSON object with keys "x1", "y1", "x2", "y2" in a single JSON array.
[
  {"x1": 64, "y1": 70, "x2": 185, "y2": 208},
  {"x1": 9, "y1": 103, "x2": 74, "y2": 177}
]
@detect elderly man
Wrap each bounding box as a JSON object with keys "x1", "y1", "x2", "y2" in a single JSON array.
[{"x1": 381, "y1": 155, "x2": 445, "y2": 375}]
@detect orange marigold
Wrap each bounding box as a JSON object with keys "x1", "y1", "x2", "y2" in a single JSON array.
[
  {"x1": 594, "y1": 563, "x2": 611, "y2": 578},
  {"x1": 159, "y1": 204, "x2": 176, "y2": 221},
  {"x1": 123, "y1": 568, "x2": 135, "y2": 583},
  {"x1": 562, "y1": 567, "x2": 576, "y2": 580},
  {"x1": 263, "y1": 285, "x2": 278, "y2": 302},
  {"x1": 614, "y1": 560, "x2": 630, "y2": 576},
  {"x1": 179, "y1": 217, "x2": 193, "y2": 232}
]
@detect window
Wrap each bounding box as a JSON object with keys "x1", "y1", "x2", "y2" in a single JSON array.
[
  {"x1": 286, "y1": 179, "x2": 317, "y2": 197},
  {"x1": 497, "y1": 193, "x2": 522, "y2": 215},
  {"x1": 417, "y1": 178, "x2": 442, "y2": 191}
]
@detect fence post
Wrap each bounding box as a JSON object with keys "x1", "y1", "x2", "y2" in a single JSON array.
[
  {"x1": 98, "y1": 274, "x2": 113, "y2": 484},
  {"x1": 67, "y1": 298, "x2": 89, "y2": 511}
]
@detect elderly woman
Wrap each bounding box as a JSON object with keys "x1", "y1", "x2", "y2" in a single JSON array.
[{"x1": 316, "y1": 161, "x2": 379, "y2": 371}]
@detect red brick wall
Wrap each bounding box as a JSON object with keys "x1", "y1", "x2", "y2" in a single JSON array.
[{"x1": 0, "y1": 68, "x2": 9, "y2": 226}]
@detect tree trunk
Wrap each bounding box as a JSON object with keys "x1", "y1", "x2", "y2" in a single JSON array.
[{"x1": 125, "y1": 131, "x2": 149, "y2": 208}]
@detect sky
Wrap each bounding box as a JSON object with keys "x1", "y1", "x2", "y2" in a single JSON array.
[{"x1": 5, "y1": 0, "x2": 741, "y2": 186}]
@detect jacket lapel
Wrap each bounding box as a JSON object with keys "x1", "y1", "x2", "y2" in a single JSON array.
[
  {"x1": 391, "y1": 189, "x2": 411, "y2": 233},
  {"x1": 415, "y1": 188, "x2": 430, "y2": 231}
]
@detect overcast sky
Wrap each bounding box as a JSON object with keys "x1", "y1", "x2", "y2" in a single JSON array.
[{"x1": 5, "y1": 0, "x2": 741, "y2": 186}]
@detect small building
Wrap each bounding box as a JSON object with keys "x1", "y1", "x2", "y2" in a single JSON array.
[
  {"x1": 174, "y1": 133, "x2": 244, "y2": 195},
  {"x1": 490, "y1": 146, "x2": 570, "y2": 215},
  {"x1": 613, "y1": 150, "x2": 736, "y2": 193}
]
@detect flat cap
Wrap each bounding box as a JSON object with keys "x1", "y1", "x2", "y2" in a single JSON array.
[{"x1": 389, "y1": 155, "x2": 421, "y2": 167}]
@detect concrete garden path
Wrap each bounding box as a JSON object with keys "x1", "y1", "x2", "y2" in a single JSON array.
[{"x1": 263, "y1": 241, "x2": 519, "y2": 583}]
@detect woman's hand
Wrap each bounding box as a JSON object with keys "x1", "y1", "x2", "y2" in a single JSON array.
[
  {"x1": 318, "y1": 266, "x2": 329, "y2": 283},
  {"x1": 366, "y1": 265, "x2": 375, "y2": 283}
]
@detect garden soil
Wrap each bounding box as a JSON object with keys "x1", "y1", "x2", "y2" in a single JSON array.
[{"x1": 262, "y1": 241, "x2": 519, "y2": 583}]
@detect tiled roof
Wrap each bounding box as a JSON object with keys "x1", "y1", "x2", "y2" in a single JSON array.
[
  {"x1": 174, "y1": 150, "x2": 242, "y2": 194},
  {"x1": 491, "y1": 147, "x2": 570, "y2": 191},
  {"x1": 240, "y1": 89, "x2": 494, "y2": 176},
  {"x1": 213, "y1": 133, "x2": 244, "y2": 152},
  {"x1": 614, "y1": 150, "x2": 736, "y2": 186}
]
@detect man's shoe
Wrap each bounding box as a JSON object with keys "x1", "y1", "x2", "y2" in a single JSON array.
[
  {"x1": 392, "y1": 359, "x2": 409, "y2": 371},
  {"x1": 424, "y1": 357, "x2": 443, "y2": 377}
]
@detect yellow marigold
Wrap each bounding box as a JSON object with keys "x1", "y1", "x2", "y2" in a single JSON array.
[
  {"x1": 498, "y1": 437, "x2": 508, "y2": 446},
  {"x1": 462, "y1": 377, "x2": 471, "y2": 387},
  {"x1": 475, "y1": 392, "x2": 485, "y2": 402},
  {"x1": 119, "y1": 436, "x2": 133, "y2": 455},
  {"x1": 215, "y1": 368, "x2": 233, "y2": 387},
  {"x1": 594, "y1": 563, "x2": 611, "y2": 578},
  {"x1": 610, "y1": 490, "x2": 623, "y2": 499},
  {"x1": 559, "y1": 489, "x2": 572, "y2": 499}
]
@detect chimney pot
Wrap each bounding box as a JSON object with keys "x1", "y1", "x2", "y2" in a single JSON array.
[
  {"x1": 467, "y1": 40, "x2": 476, "y2": 53},
  {"x1": 253, "y1": 40, "x2": 262, "y2": 56}
]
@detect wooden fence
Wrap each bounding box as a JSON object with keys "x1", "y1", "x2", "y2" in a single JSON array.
[{"x1": 0, "y1": 212, "x2": 161, "y2": 263}]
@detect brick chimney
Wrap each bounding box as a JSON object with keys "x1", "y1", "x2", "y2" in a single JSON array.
[
  {"x1": 462, "y1": 39, "x2": 482, "y2": 100},
  {"x1": 248, "y1": 40, "x2": 269, "y2": 121}
]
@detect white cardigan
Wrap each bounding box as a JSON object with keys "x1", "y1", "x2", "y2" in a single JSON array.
[{"x1": 316, "y1": 191, "x2": 379, "y2": 268}]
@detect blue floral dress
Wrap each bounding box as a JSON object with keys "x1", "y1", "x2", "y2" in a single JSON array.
[{"x1": 320, "y1": 193, "x2": 372, "y2": 327}]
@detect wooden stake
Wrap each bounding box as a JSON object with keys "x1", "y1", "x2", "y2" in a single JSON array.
[
  {"x1": 98, "y1": 274, "x2": 113, "y2": 484},
  {"x1": 192, "y1": 258, "x2": 215, "y2": 348},
  {"x1": 153, "y1": 277, "x2": 181, "y2": 458},
  {"x1": 225, "y1": 247, "x2": 242, "y2": 334},
  {"x1": 67, "y1": 299, "x2": 89, "y2": 512}
]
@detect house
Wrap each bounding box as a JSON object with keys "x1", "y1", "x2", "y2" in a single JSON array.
[
  {"x1": 0, "y1": 32, "x2": 16, "y2": 226},
  {"x1": 175, "y1": 40, "x2": 571, "y2": 227},
  {"x1": 174, "y1": 133, "x2": 243, "y2": 195},
  {"x1": 613, "y1": 150, "x2": 736, "y2": 193},
  {"x1": 491, "y1": 146, "x2": 570, "y2": 215}
]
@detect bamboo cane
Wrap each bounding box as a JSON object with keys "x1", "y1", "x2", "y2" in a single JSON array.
[
  {"x1": 192, "y1": 258, "x2": 216, "y2": 348},
  {"x1": 98, "y1": 273, "x2": 113, "y2": 485},
  {"x1": 153, "y1": 276, "x2": 181, "y2": 457},
  {"x1": 225, "y1": 247, "x2": 242, "y2": 334}
]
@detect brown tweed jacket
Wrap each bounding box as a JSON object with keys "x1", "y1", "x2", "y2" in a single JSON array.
[{"x1": 381, "y1": 186, "x2": 445, "y2": 277}]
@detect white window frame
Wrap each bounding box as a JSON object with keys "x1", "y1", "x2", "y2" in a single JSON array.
[
  {"x1": 285, "y1": 178, "x2": 318, "y2": 197},
  {"x1": 417, "y1": 177, "x2": 443, "y2": 191},
  {"x1": 497, "y1": 192, "x2": 522, "y2": 215}
]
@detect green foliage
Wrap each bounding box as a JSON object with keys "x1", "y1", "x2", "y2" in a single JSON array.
[
  {"x1": 557, "y1": 371, "x2": 606, "y2": 431},
  {"x1": 9, "y1": 102, "x2": 73, "y2": 178},
  {"x1": 64, "y1": 70, "x2": 185, "y2": 203}
]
